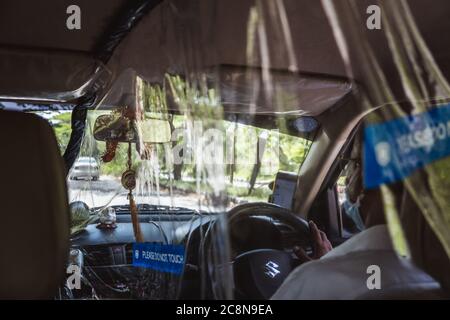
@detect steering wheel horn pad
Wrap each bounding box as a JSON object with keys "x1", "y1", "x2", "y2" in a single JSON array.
[{"x1": 233, "y1": 249, "x2": 298, "y2": 299}]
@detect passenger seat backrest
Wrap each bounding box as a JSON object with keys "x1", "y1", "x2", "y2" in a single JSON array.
[{"x1": 0, "y1": 111, "x2": 70, "y2": 299}]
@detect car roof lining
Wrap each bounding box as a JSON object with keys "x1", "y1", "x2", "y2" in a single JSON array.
[
  {"x1": 1, "y1": 0, "x2": 450, "y2": 115},
  {"x1": 0, "y1": 0, "x2": 124, "y2": 52}
]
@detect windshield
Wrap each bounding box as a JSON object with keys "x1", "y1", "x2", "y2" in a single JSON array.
[{"x1": 32, "y1": 109, "x2": 313, "y2": 210}]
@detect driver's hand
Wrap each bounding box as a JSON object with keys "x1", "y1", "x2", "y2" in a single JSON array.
[{"x1": 293, "y1": 221, "x2": 332, "y2": 263}]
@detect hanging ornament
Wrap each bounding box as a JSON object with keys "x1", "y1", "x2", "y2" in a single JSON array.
[
  {"x1": 123, "y1": 142, "x2": 143, "y2": 243},
  {"x1": 121, "y1": 169, "x2": 136, "y2": 190},
  {"x1": 102, "y1": 140, "x2": 119, "y2": 163}
]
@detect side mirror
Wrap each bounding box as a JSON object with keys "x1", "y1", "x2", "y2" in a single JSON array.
[{"x1": 93, "y1": 114, "x2": 171, "y2": 144}]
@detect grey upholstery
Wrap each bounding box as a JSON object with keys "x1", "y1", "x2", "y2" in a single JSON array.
[
  {"x1": 356, "y1": 269, "x2": 444, "y2": 300},
  {"x1": 357, "y1": 283, "x2": 444, "y2": 300},
  {"x1": 0, "y1": 110, "x2": 70, "y2": 299}
]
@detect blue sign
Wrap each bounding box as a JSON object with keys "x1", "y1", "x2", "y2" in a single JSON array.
[
  {"x1": 132, "y1": 243, "x2": 185, "y2": 275},
  {"x1": 364, "y1": 103, "x2": 450, "y2": 189}
]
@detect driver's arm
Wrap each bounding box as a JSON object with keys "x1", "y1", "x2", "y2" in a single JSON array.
[{"x1": 294, "y1": 221, "x2": 332, "y2": 262}]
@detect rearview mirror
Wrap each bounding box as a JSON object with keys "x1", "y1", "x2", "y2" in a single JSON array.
[
  {"x1": 93, "y1": 114, "x2": 171, "y2": 144},
  {"x1": 137, "y1": 118, "x2": 172, "y2": 144}
]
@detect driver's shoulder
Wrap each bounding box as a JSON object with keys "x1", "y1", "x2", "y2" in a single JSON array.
[{"x1": 272, "y1": 250, "x2": 398, "y2": 299}]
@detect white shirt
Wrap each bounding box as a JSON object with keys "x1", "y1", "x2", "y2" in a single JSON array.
[{"x1": 271, "y1": 225, "x2": 440, "y2": 299}]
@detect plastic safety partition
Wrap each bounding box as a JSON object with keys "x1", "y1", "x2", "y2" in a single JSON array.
[
  {"x1": 322, "y1": 0, "x2": 450, "y2": 292},
  {"x1": 56, "y1": 0, "x2": 450, "y2": 299},
  {"x1": 60, "y1": 0, "x2": 332, "y2": 300}
]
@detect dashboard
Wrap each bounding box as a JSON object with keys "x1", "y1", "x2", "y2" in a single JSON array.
[
  {"x1": 62, "y1": 204, "x2": 202, "y2": 299},
  {"x1": 60, "y1": 203, "x2": 309, "y2": 299}
]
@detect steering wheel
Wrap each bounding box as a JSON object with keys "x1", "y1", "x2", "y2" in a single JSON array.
[
  {"x1": 228, "y1": 202, "x2": 312, "y2": 299},
  {"x1": 181, "y1": 202, "x2": 312, "y2": 299}
]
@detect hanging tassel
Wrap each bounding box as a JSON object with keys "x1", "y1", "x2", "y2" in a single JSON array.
[
  {"x1": 129, "y1": 192, "x2": 143, "y2": 243},
  {"x1": 122, "y1": 141, "x2": 143, "y2": 243}
]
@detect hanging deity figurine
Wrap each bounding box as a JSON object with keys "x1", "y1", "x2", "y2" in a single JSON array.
[
  {"x1": 99, "y1": 106, "x2": 137, "y2": 163},
  {"x1": 102, "y1": 140, "x2": 119, "y2": 163}
]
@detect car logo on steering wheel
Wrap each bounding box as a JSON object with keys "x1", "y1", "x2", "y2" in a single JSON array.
[{"x1": 264, "y1": 261, "x2": 281, "y2": 278}]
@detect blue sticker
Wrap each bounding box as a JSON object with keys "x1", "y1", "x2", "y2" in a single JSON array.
[
  {"x1": 364, "y1": 103, "x2": 450, "y2": 189},
  {"x1": 132, "y1": 243, "x2": 185, "y2": 275}
]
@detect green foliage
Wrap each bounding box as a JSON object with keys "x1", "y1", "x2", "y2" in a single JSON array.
[
  {"x1": 52, "y1": 112, "x2": 72, "y2": 154},
  {"x1": 279, "y1": 132, "x2": 311, "y2": 173},
  {"x1": 168, "y1": 115, "x2": 310, "y2": 201}
]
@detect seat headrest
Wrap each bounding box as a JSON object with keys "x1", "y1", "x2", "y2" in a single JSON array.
[{"x1": 0, "y1": 110, "x2": 70, "y2": 299}]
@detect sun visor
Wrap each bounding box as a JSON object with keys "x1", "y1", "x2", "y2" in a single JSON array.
[
  {"x1": 212, "y1": 65, "x2": 351, "y2": 116},
  {"x1": 0, "y1": 48, "x2": 111, "y2": 103}
]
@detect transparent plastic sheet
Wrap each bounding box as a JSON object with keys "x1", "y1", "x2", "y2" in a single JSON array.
[
  {"x1": 56, "y1": 0, "x2": 329, "y2": 300},
  {"x1": 63, "y1": 0, "x2": 235, "y2": 297},
  {"x1": 64, "y1": 69, "x2": 200, "y2": 299},
  {"x1": 322, "y1": 0, "x2": 450, "y2": 290},
  {"x1": 219, "y1": 0, "x2": 350, "y2": 117}
]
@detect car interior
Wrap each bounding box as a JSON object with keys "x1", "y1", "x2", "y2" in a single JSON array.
[{"x1": 1, "y1": 0, "x2": 450, "y2": 300}]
